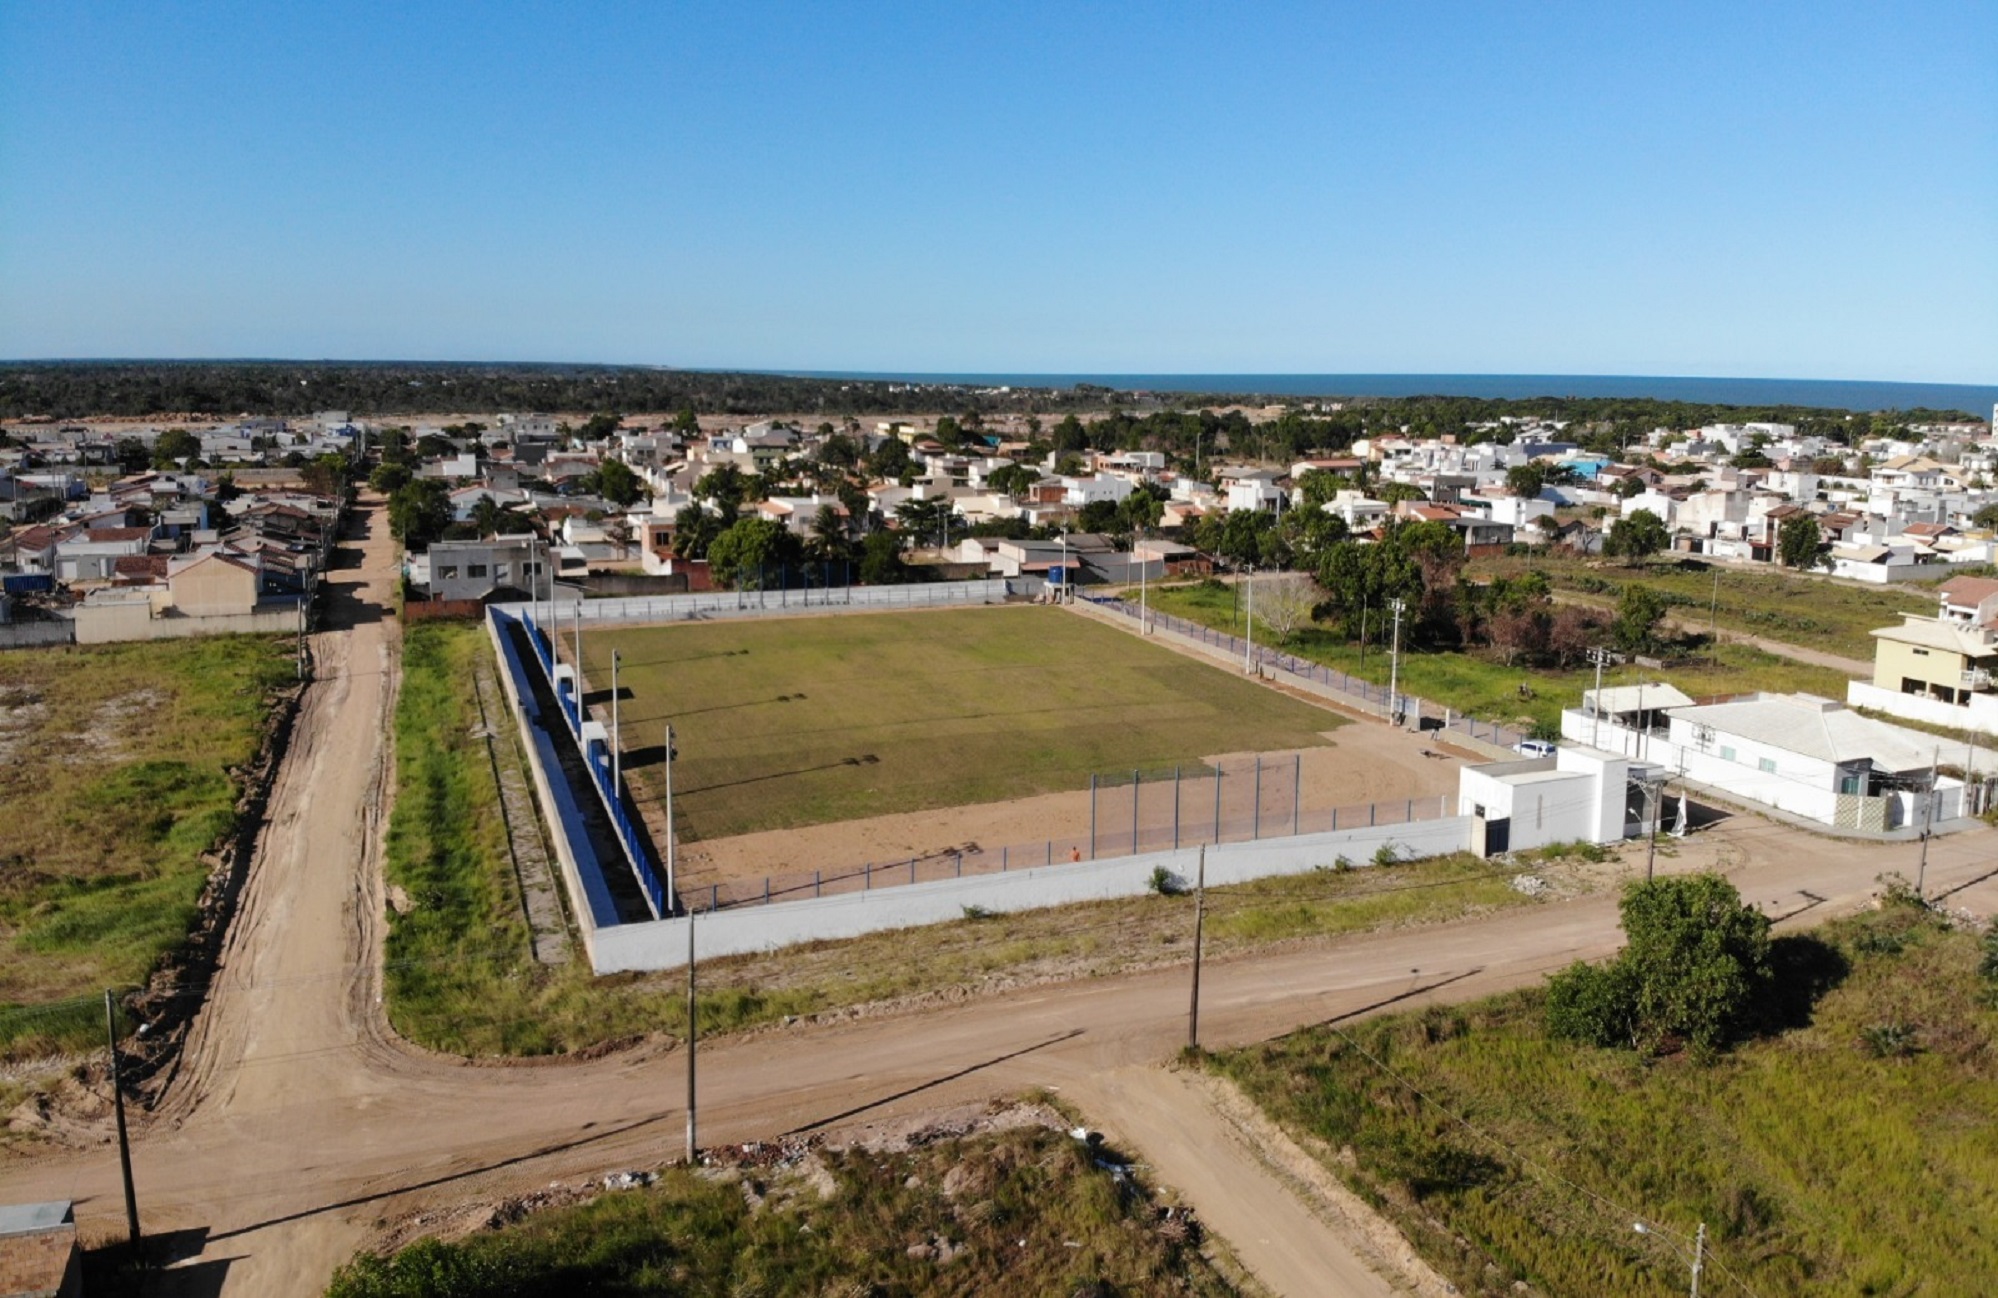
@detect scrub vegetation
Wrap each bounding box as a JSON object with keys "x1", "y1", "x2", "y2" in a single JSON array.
[
  {"x1": 325, "y1": 1123, "x2": 1244, "y2": 1298},
  {"x1": 0, "y1": 634, "x2": 296, "y2": 1059},
  {"x1": 1214, "y1": 893, "x2": 1998, "y2": 1297},
  {"x1": 1140, "y1": 580, "x2": 1849, "y2": 736}
]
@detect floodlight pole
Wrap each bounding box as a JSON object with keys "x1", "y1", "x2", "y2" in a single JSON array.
[
  {"x1": 1244, "y1": 565, "x2": 1255, "y2": 673},
  {"x1": 1587, "y1": 647, "x2": 1613, "y2": 748},
  {"x1": 1388, "y1": 598, "x2": 1406, "y2": 727},
  {"x1": 611, "y1": 649, "x2": 621, "y2": 794}
]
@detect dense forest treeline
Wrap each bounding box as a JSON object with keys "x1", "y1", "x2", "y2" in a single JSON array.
[{"x1": 0, "y1": 362, "x2": 1978, "y2": 442}]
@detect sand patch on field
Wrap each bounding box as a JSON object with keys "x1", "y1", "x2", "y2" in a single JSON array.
[{"x1": 668, "y1": 725, "x2": 1464, "y2": 893}]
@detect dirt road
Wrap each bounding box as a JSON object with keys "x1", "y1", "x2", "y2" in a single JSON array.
[
  {"x1": 2, "y1": 511, "x2": 1993, "y2": 1296},
  {"x1": 1550, "y1": 589, "x2": 1872, "y2": 676}
]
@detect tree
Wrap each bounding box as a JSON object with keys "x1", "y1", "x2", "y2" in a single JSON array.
[
  {"x1": 152, "y1": 427, "x2": 200, "y2": 468},
  {"x1": 370, "y1": 461, "x2": 412, "y2": 495},
  {"x1": 866, "y1": 436, "x2": 911, "y2": 481},
  {"x1": 387, "y1": 478, "x2": 452, "y2": 551},
  {"x1": 1778, "y1": 514, "x2": 1823, "y2": 569},
  {"x1": 1603, "y1": 508, "x2": 1668, "y2": 564},
  {"x1": 1506, "y1": 462, "x2": 1548, "y2": 499},
  {"x1": 857, "y1": 528, "x2": 906, "y2": 585},
  {"x1": 114, "y1": 437, "x2": 151, "y2": 474},
  {"x1": 1611, "y1": 583, "x2": 1668, "y2": 654},
  {"x1": 603, "y1": 514, "x2": 633, "y2": 560},
  {"x1": 671, "y1": 407, "x2": 701, "y2": 435},
  {"x1": 671, "y1": 504, "x2": 723, "y2": 560},
  {"x1": 1255, "y1": 573, "x2": 1320, "y2": 644},
  {"x1": 694, "y1": 463, "x2": 748, "y2": 517},
  {"x1": 300, "y1": 452, "x2": 350, "y2": 498},
  {"x1": 705, "y1": 517, "x2": 801, "y2": 590},
  {"x1": 594, "y1": 458, "x2": 644, "y2": 508},
  {"x1": 1547, "y1": 873, "x2": 1772, "y2": 1055},
  {"x1": 808, "y1": 504, "x2": 850, "y2": 562},
  {"x1": 1613, "y1": 475, "x2": 1647, "y2": 499},
  {"x1": 817, "y1": 434, "x2": 861, "y2": 470},
  {"x1": 895, "y1": 497, "x2": 961, "y2": 548},
  {"x1": 986, "y1": 463, "x2": 1040, "y2": 497},
  {"x1": 468, "y1": 494, "x2": 504, "y2": 539},
  {"x1": 1974, "y1": 503, "x2": 1998, "y2": 531}
]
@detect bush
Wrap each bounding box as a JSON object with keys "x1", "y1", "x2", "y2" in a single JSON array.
[
  {"x1": 1148, "y1": 866, "x2": 1186, "y2": 897},
  {"x1": 1543, "y1": 873, "x2": 1772, "y2": 1056},
  {"x1": 1860, "y1": 1020, "x2": 1920, "y2": 1059},
  {"x1": 1371, "y1": 841, "x2": 1403, "y2": 867},
  {"x1": 1544, "y1": 960, "x2": 1638, "y2": 1048}
]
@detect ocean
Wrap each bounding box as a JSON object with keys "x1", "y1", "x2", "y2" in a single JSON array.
[{"x1": 784, "y1": 371, "x2": 1997, "y2": 416}]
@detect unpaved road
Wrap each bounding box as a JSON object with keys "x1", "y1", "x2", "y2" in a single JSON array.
[{"x1": 2, "y1": 508, "x2": 1994, "y2": 1297}]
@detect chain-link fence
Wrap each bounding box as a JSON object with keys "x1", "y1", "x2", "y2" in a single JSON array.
[{"x1": 693, "y1": 754, "x2": 1457, "y2": 913}]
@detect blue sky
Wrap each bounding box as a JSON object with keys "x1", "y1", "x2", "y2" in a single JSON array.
[{"x1": 1, "y1": 1, "x2": 1992, "y2": 381}]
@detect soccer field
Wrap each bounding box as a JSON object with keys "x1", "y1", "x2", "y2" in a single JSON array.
[{"x1": 580, "y1": 605, "x2": 1345, "y2": 843}]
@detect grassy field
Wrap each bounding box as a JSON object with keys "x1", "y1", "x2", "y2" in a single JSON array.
[
  {"x1": 382, "y1": 622, "x2": 1560, "y2": 1055},
  {"x1": 326, "y1": 1122, "x2": 1247, "y2": 1298},
  {"x1": 1468, "y1": 551, "x2": 1929, "y2": 660},
  {"x1": 0, "y1": 635, "x2": 296, "y2": 1059},
  {"x1": 1140, "y1": 581, "x2": 1852, "y2": 736},
  {"x1": 582, "y1": 605, "x2": 1346, "y2": 843},
  {"x1": 1213, "y1": 901, "x2": 1998, "y2": 1297}
]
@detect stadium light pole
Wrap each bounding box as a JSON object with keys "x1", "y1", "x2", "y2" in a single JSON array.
[
  {"x1": 611, "y1": 650, "x2": 621, "y2": 794},
  {"x1": 1387, "y1": 598, "x2": 1406, "y2": 727},
  {"x1": 685, "y1": 906, "x2": 698, "y2": 1165},
  {"x1": 1243, "y1": 564, "x2": 1254, "y2": 673}
]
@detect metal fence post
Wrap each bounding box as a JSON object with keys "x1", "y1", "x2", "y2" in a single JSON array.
[
  {"x1": 1213, "y1": 765, "x2": 1222, "y2": 844},
  {"x1": 1406, "y1": 798, "x2": 1412, "y2": 822},
  {"x1": 1090, "y1": 774, "x2": 1098, "y2": 859},
  {"x1": 1253, "y1": 755, "x2": 1262, "y2": 840},
  {"x1": 910, "y1": 859, "x2": 916, "y2": 885},
  {"x1": 814, "y1": 869, "x2": 821, "y2": 898},
  {"x1": 865, "y1": 861, "x2": 872, "y2": 891},
  {"x1": 1002, "y1": 846, "x2": 1008, "y2": 872},
  {"x1": 1293, "y1": 752, "x2": 1301, "y2": 837},
  {"x1": 1132, "y1": 769, "x2": 1140, "y2": 856},
  {"x1": 1173, "y1": 765, "x2": 1181, "y2": 850},
  {"x1": 1370, "y1": 802, "x2": 1376, "y2": 827}
]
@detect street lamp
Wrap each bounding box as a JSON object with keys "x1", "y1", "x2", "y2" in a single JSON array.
[{"x1": 1633, "y1": 1220, "x2": 1705, "y2": 1298}]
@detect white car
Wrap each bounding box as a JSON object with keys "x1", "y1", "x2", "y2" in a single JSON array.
[{"x1": 1513, "y1": 739, "x2": 1556, "y2": 758}]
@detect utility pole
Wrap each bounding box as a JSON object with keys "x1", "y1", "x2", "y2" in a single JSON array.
[
  {"x1": 1387, "y1": 598, "x2": 1406, "y2": 727},
  {"x1": 104, "y1": 991, "x2": 140, "y2": 1246},
  {"x1": 665, "y1": 723, "x2": 678, "y2": 906},
  {"x1": 684, "y1": 907, "x2": 698, "y2": 1164},
  {"x1": 1587, "y1": 647, "x2": 1614, "y2": 749},
  {"x1": 1692, "y1": 1221, "x2": 1706, "y2": 1298},
  {"x1": 1359, "y1": 595, "x2": 1368, "y2": 671},
  {"x1": 1187, "y1": 845, "x2": 1207, "y2": 1051},
  {"x1": 1646, "y1": 779, "x2": 1664, "y2": 881},
  {"x1": 1708, "y1": 568, "x2": 1720, "y2": 668},
  {"x1": 1917, "y1": 746, "x2": 1939, "y2": 899},
  {"x1": 611, "y1": 649, "x2": 622, "y2": 795}
]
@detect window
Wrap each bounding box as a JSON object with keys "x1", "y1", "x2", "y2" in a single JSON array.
[
  {"x1": 1720, "y1": 745, "x2": 1737, "y2": 762},
  {"x1": 1758, "y1": 757, "x2": 1776, "y2": 774},
  {"x1": 1840, "y1": 774, "x2": 1863, "y2": 795},
  {"x1": 1912, "y1": 647, "x2": 1930, "y2": 656},
  {"x1": 468, "y1": 564, "x2": 488, "y2": 578},
  {"x1": 438, "y1": 565, "x2": 459, "y2": 579}
]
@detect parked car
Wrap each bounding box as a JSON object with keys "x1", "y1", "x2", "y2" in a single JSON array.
[{"x1": 1513, "y1": 738, "x2": 1556, "y2": 758}]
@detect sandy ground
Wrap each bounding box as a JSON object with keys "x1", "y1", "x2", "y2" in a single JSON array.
[
  {"x1": 3, "y1": 508, "x2": 1995, "y2": 1296},
  {"x1": 675, "y1": 728, "x2": 1465, "y2": 891}
]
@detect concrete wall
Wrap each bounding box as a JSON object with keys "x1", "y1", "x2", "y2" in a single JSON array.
[
  {"x1": 1848, "y1": 679, "x2": 1998, "y2": 747},
  {"x1": 73, "y1": 599, "x2": 301, "y2": 644},
  {"x1": 588, "y1": 815, "x2": 1473, "y2": 973},
  {"x1": 494, "y1": 577, "x2": 1015, "y2": 631}
]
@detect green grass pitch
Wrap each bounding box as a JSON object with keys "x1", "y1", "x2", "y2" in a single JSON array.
[{"x1": 582, "y1": 605, "x2": 1345, "y2": 842}]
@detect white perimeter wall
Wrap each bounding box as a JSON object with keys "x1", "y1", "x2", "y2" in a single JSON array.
[{"x1": 589, "y1": 816, "x2": 1473, "y2": 973}]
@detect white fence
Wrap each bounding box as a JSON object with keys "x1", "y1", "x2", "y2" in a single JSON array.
[
  {"x1": 591, "y1": 815, "x2": 1475, "y2": 973},
  {"x1": 494, "y1": 578, "x2": 1013, "y2": 631}
]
